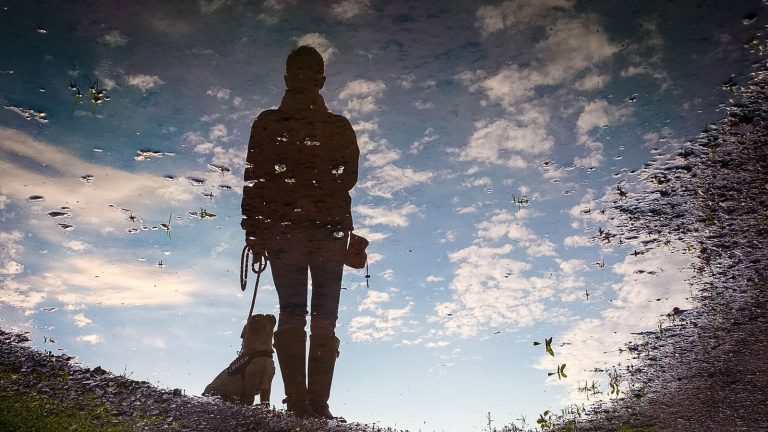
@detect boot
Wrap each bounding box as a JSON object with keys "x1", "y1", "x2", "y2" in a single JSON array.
[
  {"x1": 308, "y1": 334, "x2": 340, "y2": 419},
  {"x1": 273, "y1": 328, "x2": 313, "y2": 418}
]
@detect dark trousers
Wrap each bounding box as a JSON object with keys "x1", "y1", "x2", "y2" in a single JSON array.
[{"x1": 267, "y1": 227, "x2": 347, "y2": 337}]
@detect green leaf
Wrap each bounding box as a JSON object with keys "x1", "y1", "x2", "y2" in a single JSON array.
[{"x1": 545, "y1": 337, "x2": 554, "y2": 357}]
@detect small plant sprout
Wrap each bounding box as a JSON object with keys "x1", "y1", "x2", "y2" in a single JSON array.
[
  {"x1": 87, "y1": 78, "x2": 108, "y2": 113},
  {"x1": 616, "y1": 184, "x2": 628, "y2": 200},
  {"x1": 160, "y1": 214, "x2": 172, "y2": 238},
  {"x1": 200, "y1": 208, "x2": 217, "y2": 219},
  {"x1": 656, "y1": 320, "x2": 664, "y2": 339},
  {"x1": 68, "y1": 80, "x2": 82, "y2": 105},
  {"x1": 556, "y1": 364, "x2": 567, "y2": 380},
  {"x1": 536, "y1": 410, "x2": 553, "y2": 430},
  {"x1": 545, "y1": 337, "x2": 554, "y2": 357},
  {"x1": 511, "y1": 194, "x2": 530, "y2": 211},
  {"x1": 722, "y1": 76, "x2": 737, "y2": 95},
  {"x1": 608, "y1": 368, "x2": 622, "y2": 397}
]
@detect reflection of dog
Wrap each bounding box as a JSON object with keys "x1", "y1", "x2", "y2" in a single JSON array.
[{"x1": 203, "y1": 314, "x2": 276, "y2": 406}]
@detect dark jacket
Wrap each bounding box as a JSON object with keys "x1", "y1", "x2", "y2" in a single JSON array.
[{"x1": 241, "y1": 91, "x2": 359, "y2": 241}]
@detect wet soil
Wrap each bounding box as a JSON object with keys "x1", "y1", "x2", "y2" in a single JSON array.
[
  {"x1": 0, "y1": 328, "x2": 398, "y2": 432},
  {"x1": 572, "y1": 41, "x2": 768, "y2": 431}
]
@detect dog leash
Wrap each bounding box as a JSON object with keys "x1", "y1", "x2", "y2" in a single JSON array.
[{"x1": 240, "y1": 245, "x2": 268, "y2": 320}]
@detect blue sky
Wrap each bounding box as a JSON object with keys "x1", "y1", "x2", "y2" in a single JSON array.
[{"x1": 1, "y1": 0, "x2": 765, "y2": 430}]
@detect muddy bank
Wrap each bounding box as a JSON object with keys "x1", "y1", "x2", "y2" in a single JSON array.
[
  {"x1": 571, "y1": 40, "x2": 768, "y2": 431},
  {"x1": 0, "y1": 328, "x2": 396, "y2": 432}
]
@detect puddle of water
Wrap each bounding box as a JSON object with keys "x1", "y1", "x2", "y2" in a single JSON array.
[{"x1": 0, "y1": 1, "x2": 766, "y2": 431}]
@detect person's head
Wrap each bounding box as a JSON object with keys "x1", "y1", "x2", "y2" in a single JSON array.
[{"x1": 284, "y1": 45, "x2": 325, "y2": 92}]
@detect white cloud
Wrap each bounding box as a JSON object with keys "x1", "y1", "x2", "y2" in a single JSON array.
[
  {"x1": 414, "y1": 100, "x2": 435, "y2": 110},
  {"x1": 358, "y1": 290, "x2": 391, "y2": 312},
  {"x1": 426, "y1": 275, "x2": 444, "y2": 283},
  {"x1": 574, "y1": 72, "x2": 610, "y2": 91},
  {"x1": 125, "y1": 74, "x2": 164, "y2": 92},
  {"x1": 337, "y1": 79, "x2": 386, "y2": 118},
  {"x1": 351, "y1": 227, "x2": 389, "y2": 242},
  {"x1": 64, "y1": 240, "x2": 91, "y2": 251},
  {"x1": 200, "y1": 0, "x2": 230, "y2": 14},
  {"x1": 348, "y1": 303, "x2": 413, "y2": 342},
  {"x1": 475, "y1": 210, "x2": 537, "y2": 243},
  {"x1": 476, "y1": 0, "x2": 574, "y2": 36},
  {"x1": 77, "y1": 334, "x2": 104, "y2": 344},
  {"x1": 471, "y1": 21, "x2": 618, "y2": 109},
  {"x1": 564, "y1": 235, "x2": 593, "y2": 248},
  {"x1": 358, "y1": 133, "x2": 401, "y2": 168},
  {"x1": 536, "y1": 245, "x2": 694, "y2": 401},
  {"x1": 0, "y1": 231, "x2": 24, "y2": 275},
  {"x1": 430, "y1": 208, "x2": 577, "y2": 338},
  {"x1": 571, "y1": 90, "x2": 625, "y2": 166},
  {"x1": 206, "y1": 86, "x2": 231, "y2": 100},
  {"x1": 0, "y1": 127, "x2": 198, "y2": 233},
  {"x1": 460, "y1": 108, "x2": 553, "y2": 168},
  {"x1": 0, "y1": 194, "x2": 7, "y2": 209},
  {"x1": 296, "y1": 33, "x2": 337, "y2": 62},
  {"x1": 558, "y1": 259, "x2": 588, "y2": 274},
  {"x1": 330, "y1": 0, "x2": 370, "y2": 20},
  {"x1": 0, "y1": 254, "x2": 203, "y2": 310},
  {"x1": 434, "y1": 242, "x2": 558, "y2": 338},
  {"x1": 379, "y1": 269, "x2": 395, "y2": 281},
  {"x1": 351, "y1": 121, "x2": 379, "y2": 133},
  {"x1": 527, "y1": 239, "x2": 557, "y2": 257},
  {"x1": 576, "y1": 100, "x2": 632, "y2": 138},
  {"x1": 258, "y1": 0, "x2": 297, "y2": 23},
  {"x1": 100, "y1": 30, "x2": 128, "y2": 47},
  {"x1": 462, "y1": 177, "x2": 492, "y2": 188},
  {"x1": 208, "y1": 123, "x2": 229, "y2": 142},
  {"x1": 354, "y1": 203, "x2": 419, "y2": 227},
  {"x1": 410, "y1": 128, "x2": 438, "y2": 154},
  {"x1": 186, "y1": 125, "x2": 245, "y2": 170},
  {"x1": 72, "y1": 312, "x2": 92, "y2": 327},
  {"x1": 398, "y1": 73, "x2": 416, "y2": 89},
  {"x1": 358, "y1": 165, "x2": 434, "y2": 198}
]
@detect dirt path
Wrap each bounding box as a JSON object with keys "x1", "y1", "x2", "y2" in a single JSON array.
[{"x1": 574, "y1": 40, "x2": 768, "y2": 432}]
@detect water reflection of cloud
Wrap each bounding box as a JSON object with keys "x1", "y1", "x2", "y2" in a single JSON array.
[
  {"x1": 536, "y1": 243, "x2": 694, "y2": 403},
  {"x1": 0, "y1": 127, "x2": 201, "y2": 232},
  {"x1": 0, "y1": 255, "x2": 201, "y2": 310}
]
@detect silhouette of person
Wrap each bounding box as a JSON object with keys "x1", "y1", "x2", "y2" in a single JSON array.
[{"x1": 241, "y1": 45, "x2": 359, "y2": 419}]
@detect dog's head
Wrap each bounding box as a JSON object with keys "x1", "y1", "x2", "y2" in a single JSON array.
[{"x1": 241, "y1": 314, "x2": 277, "y2": 350}]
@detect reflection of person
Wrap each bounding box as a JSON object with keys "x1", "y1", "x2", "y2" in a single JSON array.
[{"x1": 240, "y1": 45, "x2": 359, "y2": 419}]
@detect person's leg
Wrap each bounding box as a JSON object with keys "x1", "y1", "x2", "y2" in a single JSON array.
[
  {"x1": 306, "y1": 230, "x2": 347, "y2": 418},
  {"x1": 268, "y1": 235, "x2": 313, "y2": 417}
]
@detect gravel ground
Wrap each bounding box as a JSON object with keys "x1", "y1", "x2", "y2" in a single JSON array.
[
  {"x1": 0, "y1": 328, "x2": 399, "y2": 432},
  {"x1": 566, "y1": 38, "x2": 768, "y2": 431}
]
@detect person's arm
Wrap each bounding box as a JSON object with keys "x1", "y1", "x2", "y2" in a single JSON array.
[
  {"x1": 331, "y1": 116, "x2": 359, "y2": 192},
  {"x1": 241, "y1": 114, "x2": 271, "y2": 245}
]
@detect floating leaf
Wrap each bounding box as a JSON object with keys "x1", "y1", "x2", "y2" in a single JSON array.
[{"x1": 545, "y1": 337, "x2": 554, "y2": 357}]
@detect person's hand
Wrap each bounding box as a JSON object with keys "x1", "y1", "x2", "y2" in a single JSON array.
[{"x1": 245, "y1": 232, "x2": 266, "y2": 257}]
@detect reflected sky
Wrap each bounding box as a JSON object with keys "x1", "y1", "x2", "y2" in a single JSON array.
[{"x1": 1, "y1": 0, "x2": 765, "y2": 430}]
